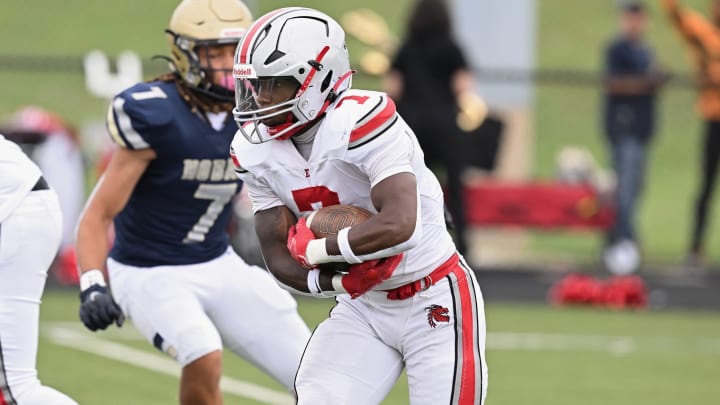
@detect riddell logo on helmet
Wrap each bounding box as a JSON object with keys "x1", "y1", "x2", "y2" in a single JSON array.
[{"x1": 233, "y1": 64, "x2": 256, "y2": 79}]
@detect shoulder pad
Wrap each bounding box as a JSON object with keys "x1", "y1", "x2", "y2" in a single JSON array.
[
  {"x1": 331, "y1": 90, "x2": 399, "y2": 149},
  {"x1": 106, "y1": 81, "x2": 175, "y2": 150}
]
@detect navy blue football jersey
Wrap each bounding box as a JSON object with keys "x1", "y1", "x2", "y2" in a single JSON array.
[{"x1": 106, "y1": 80, "x2": 241, "y2": 267}]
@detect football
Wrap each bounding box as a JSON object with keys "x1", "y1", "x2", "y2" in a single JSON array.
[{"x1": 305, "y1": 204, "x2": 373, "y2": 238}]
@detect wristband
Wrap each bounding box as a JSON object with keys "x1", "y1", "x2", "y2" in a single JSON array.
[
  {"x1": 331, "y1": 274, "x2": 347, "y2": 293},
  {"x1": 80, "y1": 269, "x2": 107, "y2": 291},
  {"x1": 337, "y1": 227, "x2": 362, "y2": 264},
  {"x1": 307, "y1": 269, "x2": 341, "y2": 298},
  {"x1": 305, "y1": 238, "x2": 343, "y2": 265},
  {"x1": 307, "y1": 269, "x2": 323, "y2": 295}
]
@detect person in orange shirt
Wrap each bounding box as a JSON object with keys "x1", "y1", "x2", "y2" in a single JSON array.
[{"x1": 662, "y1": 0, "x2": 720, "y2": 267}]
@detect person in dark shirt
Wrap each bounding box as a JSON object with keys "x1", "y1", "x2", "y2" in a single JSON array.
[
  {"x1": 601, "y1": 1, "x2": 668, "y2": 275},
  {"x1": 384, "y1": 0, "x2": 475, "y2": 256}
]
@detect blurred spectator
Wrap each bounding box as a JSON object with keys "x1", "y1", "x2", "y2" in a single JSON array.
[
  {"x1": 1, "y1": 106, "x2": 86, "y2": 284},
  {"x1": 383, "y1": 0, "x2": 475, "y2": 256},
  {"x1": 601, "y1": 1, "x2": 668, "y2": 275},
  {"x1": 662, "y1": 0, "x2": 720, "y2": 268}
]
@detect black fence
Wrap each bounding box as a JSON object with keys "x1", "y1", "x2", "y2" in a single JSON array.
[{"x1": 0, "y1": 53, "x2": 697, "y2": 88}]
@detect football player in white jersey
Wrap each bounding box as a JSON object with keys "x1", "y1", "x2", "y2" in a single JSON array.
[
  {"x1": 74, "y1": 1, "x2": 310, "y2": 403},
  {"x1": 0, "y1": 134, "x2": 78, "y2": 405},
  {"x1": 230, "y1": 7, "x2": 488, "y2": 405}
]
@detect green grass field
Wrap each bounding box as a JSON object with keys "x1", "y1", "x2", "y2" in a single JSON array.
[{"x1": 37, "y1": 289, "x2": 720, "y2": 405}]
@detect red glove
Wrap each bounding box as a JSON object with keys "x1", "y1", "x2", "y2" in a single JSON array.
[
  {"x1": 341, "y1": 253, "x2": 404, "y2": 299},
  {"x1": 287, "y1": 217, "x2": 317, "y2": 269}
]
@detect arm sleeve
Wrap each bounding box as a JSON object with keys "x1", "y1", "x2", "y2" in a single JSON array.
[
  {"x1": 239, "y1": 171, "x2": 285, "y2": 214},
  {"x1": 106, "y1": 88, "x2": 173, "y2": 151}
]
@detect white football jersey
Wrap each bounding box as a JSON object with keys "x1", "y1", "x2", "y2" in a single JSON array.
[
  {"x1": 231, "y1": 90, "x2": 457, "y2": 288},
  {"x1": 0, "y1": 134, "x2": 43, "y2": 222}
]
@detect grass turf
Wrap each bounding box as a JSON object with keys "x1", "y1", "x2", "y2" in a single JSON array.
[{"x1": 37, "y1": 289, "x2": 720, "y2": 404}]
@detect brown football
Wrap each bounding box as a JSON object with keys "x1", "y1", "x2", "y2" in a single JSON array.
[{"x1": 305, "y1": 204, "x2": 373, "y2": 238}]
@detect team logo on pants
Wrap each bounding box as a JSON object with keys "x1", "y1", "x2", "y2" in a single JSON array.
[{"x1": 425, "y1": 304, "x2": 450, "y2": 328}]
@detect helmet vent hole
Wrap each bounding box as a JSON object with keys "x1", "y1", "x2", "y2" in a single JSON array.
[
  {"x1": 320, "y1": 71, "x2": 333, "y2": 92},
  {"x1": 264, "y1": 50, "x2": 286, "y2": 65},
  {"x1": 299, "y1": 68, "x2": 306, "y2": 75}
]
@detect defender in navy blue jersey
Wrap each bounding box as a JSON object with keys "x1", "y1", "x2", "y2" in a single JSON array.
[
  {"x1": 74, "y1": 1, "x2": 310, "y2": 403},
  {"x1": 107, "y1": 78, "x2": 242, "y2": 267}
]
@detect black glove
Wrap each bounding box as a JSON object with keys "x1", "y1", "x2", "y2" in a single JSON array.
[{"x1": 79, "y1": 284, "x2": 125, "y2": 331}]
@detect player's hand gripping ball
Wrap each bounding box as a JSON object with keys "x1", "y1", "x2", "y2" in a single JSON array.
[
  {"x1": 286, "y1": 216, "x2": 316, "y2": 268},
  {"x1": 305, "y1": 204, "x2": 373, "y2": 238},
  {"x1": 287, "y1": 204, "x2": 373, "y2": 269}
]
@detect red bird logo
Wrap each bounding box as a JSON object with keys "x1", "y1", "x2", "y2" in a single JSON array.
[{"x1": 425, "y1": 304, "x2": 450, "y2": 328}]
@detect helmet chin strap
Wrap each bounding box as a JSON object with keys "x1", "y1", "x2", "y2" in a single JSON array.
[{"x1": 268, "y1": 113, "x2": 311, "y2": 140}]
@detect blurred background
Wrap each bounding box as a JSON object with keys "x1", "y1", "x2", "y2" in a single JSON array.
[
  {"x1": 2, "y1": 1, "x2": 719, "y2": 404},
  {"x1": 3, "y1": 0, "x2": 717, "y2": 270}
]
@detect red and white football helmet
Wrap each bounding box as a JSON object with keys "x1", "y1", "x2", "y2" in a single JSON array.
[{"x1": 232, "y1": 7, "x2": 354, "y2": 143}]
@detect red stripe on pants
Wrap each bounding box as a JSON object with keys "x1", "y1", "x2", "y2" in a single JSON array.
[{"x1": 454, "y1": 265, "x2": 477, "y2": 404}]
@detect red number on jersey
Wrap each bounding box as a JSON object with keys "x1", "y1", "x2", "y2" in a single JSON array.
[
  {"x1": 292, "y1": 186, "x2": 340, "y2": 212},
  {"x1": 335, "y1": 95, "x2": 370, "y2": 109}
]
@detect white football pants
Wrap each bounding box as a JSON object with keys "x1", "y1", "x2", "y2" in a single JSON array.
[
  {"x1": 0, "y1": 189, "x2": 78, "y2": 405},
  {"x1": 296, "y1": 258, "x2": 487, "y2": 405},
  {"x1": 108, "y1": 247, "x2": 311, "y2": 391}
]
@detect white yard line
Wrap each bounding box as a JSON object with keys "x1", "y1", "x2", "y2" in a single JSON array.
[
  {"x1": 488, "y1": 332, "x2": 720, "y2": 356},
  {"x1": 43, "y1": 322, "x2": 720, "y2": 357},
  {"x1": 43, "y1": 326, "x2": 294, "y2": 405}
]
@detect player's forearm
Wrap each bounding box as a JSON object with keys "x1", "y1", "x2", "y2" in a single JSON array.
[
  {"x1": 265, "y1": 253, "x2": 313, "y2": 293},
  {"x1": 75, "y1": 213, "x2": 113, "y2": 274},
  {"x1": 324, "y1": 214, "x2": 415, "y2": 257},
  {"x1": 255, "y1": 206, "x2": 313, "y2": 292},
  {"x1": 324, "y1": 172, "x2": 419, "y2": 258}
]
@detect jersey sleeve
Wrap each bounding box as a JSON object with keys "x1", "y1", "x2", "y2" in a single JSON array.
[
  {"x1": 105, "y1": 83, "x2": 174, "y2": 150},
  {"x1": 343, "y1": 94, "x2": 415, "y2": 187},
  {"x1": 230, "y1": 144, "x2": 284, "y2": 213}
]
